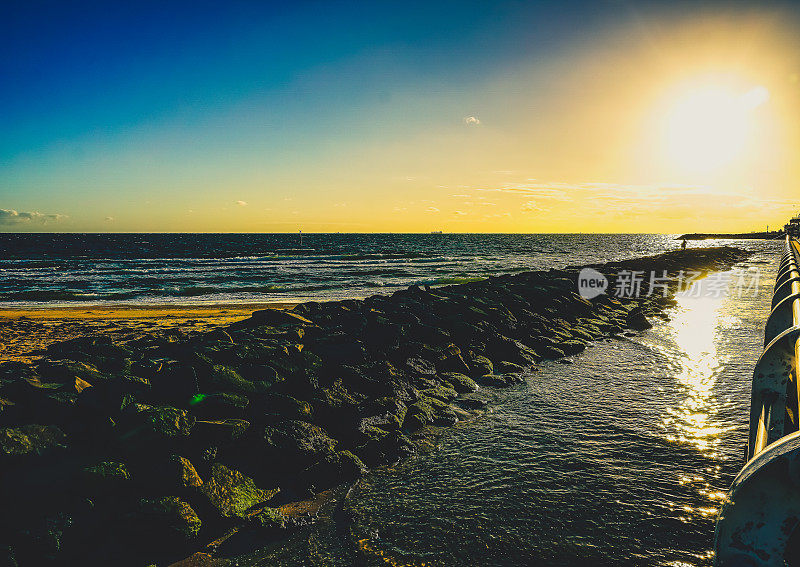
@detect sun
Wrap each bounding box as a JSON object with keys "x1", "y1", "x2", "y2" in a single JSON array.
[{"x1": 662, "y1": 84, "x2": 769, "y2": 174}]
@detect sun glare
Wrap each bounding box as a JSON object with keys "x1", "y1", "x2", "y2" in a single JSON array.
[{"x1": 662, "y1": 84, "x2": 769, "y2": 174}]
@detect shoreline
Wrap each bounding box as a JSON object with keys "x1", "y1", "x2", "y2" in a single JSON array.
[
  {"x1": 0, "y1": 302, "x2": 298, "y2": 320},
  {"x1": 0, "y1": 246, "x2": 751, "y2": 566},
  {"x1": 0, "y1": 303, "x2": 298, "y2": 364}
]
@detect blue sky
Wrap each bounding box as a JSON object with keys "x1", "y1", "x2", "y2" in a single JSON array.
[{"x1": 3, "y1": 1, "x2": 799, "y2": 232}]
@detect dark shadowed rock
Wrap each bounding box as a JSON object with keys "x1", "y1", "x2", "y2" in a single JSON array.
[
  {"x1": 246, "y1": 309, "x2": 313, "y2": 327},
  {"x1": 298, "y1": 450, "x2": 367, "y2": 492},
  {"x1": 136, "y1": 496, "x2": 202, "y2": 540},
  {"x1": 626, "y1": 306, "x2": 653, "y2": 330}
]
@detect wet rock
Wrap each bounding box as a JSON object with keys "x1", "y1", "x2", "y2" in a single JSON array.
[
  {"x1": 491, "y1": 337, "x2": 540, "y2": 366},
  {"x1": 456, "y1": 397, "x2": 487, "y2": 410},
  {"x1": 495, "y1": 361, "x2": 526, "y2": 374},
  {"x1": 557, "y1": 340, "x2": 587, "y2": 356},
  {"x1": 438, "y1": 372, "x2": 478, "y2": 393},
  {"x1": 466, "y1": 354, "x2": 493, "y2": 377},
  {"x1": 298, "y1": 450, "x2": 367, "y2": 492},
  {"x1": 626, "y1": 306, "x2": 653, "y2": 331},
  {"x1": 358, "y1": 397, "x2": 407, "y2": 431},
  {"x1": 201, "y1": 463, "x2": 279, "y2": 520},
  {"x1": 475, "y1": 374, "x2": 512, "y2": 388},
  {"x1": 402, "y1": 400, "x2": 436, "y2": 431}
]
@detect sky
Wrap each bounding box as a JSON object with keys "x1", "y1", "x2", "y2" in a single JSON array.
[{"x1": 2, "y1": 0, "x2": 800, "y2": 233}]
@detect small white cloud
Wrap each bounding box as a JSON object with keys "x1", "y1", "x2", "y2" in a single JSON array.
[
  {"x1": 453, "y1": 210, "x2": 467, "y2": 216},
  {"x1": 425, "y1": 206, "x2": 440, "y2": 214},
  {"x1": 451, "y1": 194, "x2": 471, "y2": 198},
  {"x1": 104, "y1": 216, "x2": 115, "y2": 222},
  {"x1": 236, "y1": 200, "x2": 248, "y2": 206},
  {"x1": 333, "y1": 203, "x2": 347, "y2": 208},
  {"x1": 463, "y1": 116, "x2": 480, "y2": 126}
]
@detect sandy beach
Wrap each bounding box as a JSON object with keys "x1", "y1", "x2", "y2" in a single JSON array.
[{"x1": 0, "y1": 303, "x2": 297, "y2": 363}]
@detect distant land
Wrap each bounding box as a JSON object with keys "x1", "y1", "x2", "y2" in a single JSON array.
[{"x1": 677, "y1": 230, "x2": 784, "y2": 240}]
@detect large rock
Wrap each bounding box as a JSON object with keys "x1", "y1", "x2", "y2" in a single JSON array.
[
  {"x1": 438, "y1": 372, "x2": 479, "y2": 393},
  {"x1": 262, "y1": 420, "x2": 337, "y2": 467},
  {"x1": 140, "y1": 406, "x2": 195, "y2": 439},
  {"x1": 208, "y1": 365, "x2": 270, "y2": 395},
  {"x1": 626, "y1": 306, "x2": 653, "y2": 331},
  {"x1": 136, "y1": 496, "x2": 202, "y2": 540},
  {"x1": 298, "y1": 450, "x2": 367, "y2": 492},
  {"x1": 466, "y1": 354, "x2": 493, "y2": 377},
  {"x1": 0, "y1": 425, "x2": 66, "y2": 458},
  {"x1": 247, "y1": 309, "x2": 313, "y2": 327},
  {"x1": 201, "y1": 463, "x2": 279, "y2": 520}
]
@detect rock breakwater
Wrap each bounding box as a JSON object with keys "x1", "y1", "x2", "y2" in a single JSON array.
[{"x1": 0, "y1": 246, "x2": 748, "y2": 566}]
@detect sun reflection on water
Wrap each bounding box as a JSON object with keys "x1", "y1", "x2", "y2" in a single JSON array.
[
  {"x1": 658, "y1": 278, "x2": 743, "y2": 525},
  {"x1": 662, "y1": 282, "x2": 733, "y2": 457}
]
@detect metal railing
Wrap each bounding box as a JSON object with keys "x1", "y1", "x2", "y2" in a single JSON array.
[{"x1": 715, "y1": 236, "x2": 800, "y2": 566}]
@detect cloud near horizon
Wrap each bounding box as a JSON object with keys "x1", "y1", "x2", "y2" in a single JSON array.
[{"x1": 0, "y1": 209, "x2": 66, "y2": 225}]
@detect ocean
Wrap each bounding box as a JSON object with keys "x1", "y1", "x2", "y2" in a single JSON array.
[
  {"x1": 0, "y1": 233, "x2": 780, "y2": 565},
  {"x1": 0, "y1": 233, "x2": 688, "y2": 306}
]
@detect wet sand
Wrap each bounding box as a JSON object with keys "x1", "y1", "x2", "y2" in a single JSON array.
[{"x1": 0, "y1": 303, "x2": 298, "y2": 363}]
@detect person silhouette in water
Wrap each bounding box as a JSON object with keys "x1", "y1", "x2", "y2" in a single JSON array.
[{"x1": 681, "y1": 239, "x2": 687, "y2": 250}]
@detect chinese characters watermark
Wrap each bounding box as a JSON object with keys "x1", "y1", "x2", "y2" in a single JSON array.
[{"x1": 577, "y1": 268, "x2": 761, "y2": 299}]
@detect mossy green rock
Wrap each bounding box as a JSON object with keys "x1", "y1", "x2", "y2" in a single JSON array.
[
  {"x1": 263, "y1": 420, "x2": 337, "y2": 464},
  {"x1": 418, "y1": 385, "x2": 458, "y2": 402},
  {"x1": 209, "y1": 365, "x2": 270, "y2": 394},
  {"x1": 403, "y1": 400, "x2": 435, "y2": 431},
  {"x1": 201, "y1": 463, "x2": 279, "y2": 519},
  {"x1": 143, "y1": 406, "x2": 195, "y2": 438},
  {"x1": 438, "y1": 372, "x2": 478, "y2": 393},
  {"x1": 253, "y1": 507, "x2": 288, "y2": 530}
]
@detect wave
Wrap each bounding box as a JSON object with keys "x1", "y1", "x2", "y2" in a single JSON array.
[
  {"x1": 176, "y1": 284, "x2": 286, "y2": 297},
  {"x1": 414, "y1": 276, "x2": 487, "y2": 286}
]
